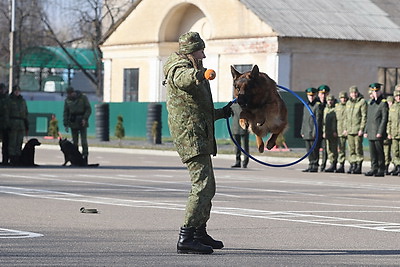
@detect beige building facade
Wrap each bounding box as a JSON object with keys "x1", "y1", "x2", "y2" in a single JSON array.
[{"x1": 101, "y1": 0, "x2": 400, "y2": 102}]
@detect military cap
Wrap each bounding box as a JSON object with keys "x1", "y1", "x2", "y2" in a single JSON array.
[
  {"x1": 339, "y1": 91, "x2": 348, "y2": 98},
  {"x1": 395, "y1": 84, "x2": 400, "y2": 91},
  {"x1": 318, "y1": 84, "x2": 330, "y2": 93},
  {"x1": 12, "y1": 85, "x2": 20, "y2": 92},
  {"x1": 66, "y1": 87, "x2": 75, "y2": 93},
  {"x1": 387, "y1": 96, "x2": 394, "y2": 102},
  {"x1": 349, "y1": 85, "x2": 359, "y2": 93},
  {"x1": 369, "y1": 83, "x2": 382, "y2": 91},
  {"x1": 305, "y1": 87, "x2": 317, "y2": 95},
  {"x1": 327, "y1": 95, "x2": 335, "y2": 101},
  {"x1": 178, "y1": 32, "x2": 205, "y2": 55},
  {"x1": 394, "y1": 90, "x2": 400, "y2": 97}
]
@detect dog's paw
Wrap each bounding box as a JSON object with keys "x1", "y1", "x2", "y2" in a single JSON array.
[
  {"x1": 239, "y1": 119, "x2": 249, "y2": 130},
  {"x1": 266, "y1": 141, "x2": 276, "y2": 150}
]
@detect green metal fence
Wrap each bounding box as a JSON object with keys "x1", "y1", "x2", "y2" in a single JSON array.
[{"x1": 26, "y1": 92, "x2": 307, "y2": 148}]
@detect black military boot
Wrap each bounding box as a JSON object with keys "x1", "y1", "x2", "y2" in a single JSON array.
[
  {"x1": 392, "y1": 165, "x2": 400, "y2": 176},
  {"x1": 385, "y1": 165, "x2": 390, "y2": 175},
  {"x1": 231, "y1": 160, "x2": 241, "y2": 168},
  {"x1": 194, "y1": 224, "x2": 224, "y2": 249},
  {"x1": 335, "y1": 163, "x2": 345, "y2": 173},
  {"x1": 9, "y1": 156, "x2": 20, "y2": 166},
  {"x1": 353, "y1": 162, "x2": 362, "y2": 174},
  {"x1": 83, "y1": 156, "x2": 88, "y2": 166},
  {"x1": 324, "y1": 164, "x2": 336, "y2": 173},
  {"x1": 177, "y1": 227, "x2": 213, "y2": 254},
  {"x1": 347, "y1": 163, "x2": 355, "y2": 174}
]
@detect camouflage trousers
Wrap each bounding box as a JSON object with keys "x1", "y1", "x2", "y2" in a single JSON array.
[
  {"x1": 71, "y1": 127, "x2": 88, "y2": 157},
  {"x1": 337, "y1": 136, "x2": 347, "y2": 164},
  {"x1": 347, "y1": 134, "x2": 364, "y2": 163},
  {"x1": 183, "y1": 154, "x2": 216, "y2": 228}
]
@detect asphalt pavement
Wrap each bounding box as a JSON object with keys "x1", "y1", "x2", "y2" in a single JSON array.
[{"x1": 0, "y1": 139, "x2": 397, "y2": 266}]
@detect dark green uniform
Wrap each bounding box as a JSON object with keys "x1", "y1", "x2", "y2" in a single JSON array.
[
  {"x1": 63, "y1": 90, "x2": 91, "y2": 159},
  {"x1": 301, "y1": 88, "x2": 322, "y2": 172},
  {"x1": 8, "y1": 88, "x2": 28, "y2": 165},
  {"x1": 0, "y1": 84, "x2": 10, "y2": 165},
  {"x1": 365, "y1": 87, "x2": 388, "y2": 176},
  {"x1": 231, "y1": 103, "x2": 249, "y2": 168}
]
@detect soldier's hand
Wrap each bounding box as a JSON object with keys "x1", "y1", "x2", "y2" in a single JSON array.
[
  {"x1": 81, "y1": 119, "x2": 87, "y2": 127},
  {"x1": 195, "y1": 69, "x2": 206, "y2": 82},
  {"x1": 222, "y1": 102, "x2": 233, "y2": 118}
]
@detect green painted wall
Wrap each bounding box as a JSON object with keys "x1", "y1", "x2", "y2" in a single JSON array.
[{"x1": 26, "y1": 92, "x2": 308, "y2": 147}]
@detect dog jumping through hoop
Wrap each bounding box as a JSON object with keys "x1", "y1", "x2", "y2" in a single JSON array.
[{"x1": 231, "y1": 65, "x2": 288, "y2": 153}]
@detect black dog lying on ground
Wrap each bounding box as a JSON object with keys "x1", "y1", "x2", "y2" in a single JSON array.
[
  {"x1": 59, "y1": 138, "x2": 99, "y2": 167},
  {"x1": 20, "y1": 138, "x2": 41, "y2": 167}
]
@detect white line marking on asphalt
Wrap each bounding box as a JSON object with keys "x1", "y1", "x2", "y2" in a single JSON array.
[
  {"x1": 0, "y1": 228, "x2": 43, "y2": 238},
  {"x1": 2, "y1": 185, "x2": 400, "y2": 233}
]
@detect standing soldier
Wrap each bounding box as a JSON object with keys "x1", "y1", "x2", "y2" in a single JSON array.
[
  {"x1": 323, "y1": 95, "x2": 338, "y2": 172},
  {"x1": 335, "y1": 91, "x2": 348, "y2": 173},
  {"x1": 344, "y1": 86, "x2": 367, "y2": 174},
  {"x1": 384, "y1": 96, "x2": 394, "y2": 174},
  {"x1": 301, "y1": 87, "x2": 322, "y2": 172},
  {"x1": 163, "y1": 32, "x2": 231, "y2": 254},
  {"x1": 317, "y1": 85, "x2": 330, "y2": 171},
  {"x1": 0, "y1": 83, "x2": 10, "y2": 165},
  {"x1": 8, "y1": 86, "x2": 28, "y2": 166},
  {"x1": 386, "y1": 91, "x2": 400, "y2": 175},
  {"x1": 364, "y1": 83, "x2": 388, "y2": 177},
  {"x1": 231, "y1": 102, "x2": 249, "y2": 168},
  {"x1": 63, "y1": 87, "x2": 92, "y2": 165}
]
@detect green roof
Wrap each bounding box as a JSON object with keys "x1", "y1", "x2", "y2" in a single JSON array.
[{"x1": 19, "y1": 46, "x2": 98, "y2": 70}]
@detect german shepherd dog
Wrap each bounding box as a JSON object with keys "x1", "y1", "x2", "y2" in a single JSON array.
[
  {"x1": 20, "y1": 138, "x2": 41, "y2": 166},
  {"x1": 231, "y1": 65, "x2": 288, "y2": 153},
  {"x1": 59, "y1": 138, "x2": 99, "y2": 167}
]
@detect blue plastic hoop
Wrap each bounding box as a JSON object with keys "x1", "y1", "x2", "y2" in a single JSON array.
[{"x1": 226, "y1": 84, "x2": 319, "y2": 167}]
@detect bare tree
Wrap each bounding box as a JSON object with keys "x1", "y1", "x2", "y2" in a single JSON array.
[
  {"x1": 0, "y1": 0, "x2": 54, "y2": 85},
  {"x1": 41, "y1": 0, "x2": 134, "y2": 98}
]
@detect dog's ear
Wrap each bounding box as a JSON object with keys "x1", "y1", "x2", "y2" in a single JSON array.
[
  {"x1": 230, "y1": 65, "x2": 241, "y2": 79},
  {"x1": 250, "y1": 65, "x2": 259, "y2": 78}
]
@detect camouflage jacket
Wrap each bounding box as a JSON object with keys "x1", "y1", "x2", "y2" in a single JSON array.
[
  {"x1": 8, "y1": 93, "x2": 28, "y2": 131},
  {"x1": 163, "y1": 52, "x2": 225, "y2": 163},
  {"x1": 387, "y1": 101, "x2": 400, "y2": 139},
  {"x1": 63, "y1": 91, "x2": 91, "y2": 129},
  {"x1": 335, "y1": 101, "x2": 347, "y2": 137},
  {"x1": 345, "y1": 96, "x2": 367, "y2": 135},
  {"x1": 323, "y1": 104, "x2": 337, "y2": 139}
]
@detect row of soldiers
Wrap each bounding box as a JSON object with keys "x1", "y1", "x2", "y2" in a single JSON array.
[
  {"x1": 0, "y1": 83, "x2": 29, "y2": 166},
  {"x1": 301, "y1": 82, "x2": 400, "y2": 177}
]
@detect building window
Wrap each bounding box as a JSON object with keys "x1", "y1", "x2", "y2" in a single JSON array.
[
  {"x1": 233, "y1": 64, "x2": 253, "y2": 73},
  {"x1": 378, "y1": 67, "x2": 400, "y2": 94},
  {"x1": 123, "y1": 68, "x2": 139, "y2": 102}
]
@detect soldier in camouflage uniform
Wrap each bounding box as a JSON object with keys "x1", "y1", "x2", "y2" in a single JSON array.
[
  {"x1": 231, "y1": 102, "x2": 249, "y2": 168},
  {"x1": 163, "y1": 32, "x2": 232, "y2": 254},
  {"x1": 387, "y1": 91, "x2": 400, "y2": 175},
  {"x1": 322, "y1": 95, "x2": 338, "y2": 172},
  {"x1": 63, "y1": 87, "x2": 91, "y2": 165},
  {"x1": 317, "y1": 85, "x2": 330, "y2": 171},
  {"x1": 384, "y1": 96, "x2": 394, "y2": 174},
  {"x1": 0, "y1": 83, "x2": 10, "y2": 165},
  {"x1": 301, "y1": 87, "x2": 322, "y2": 172},
  {"x1": 364, "y1": 83, "x2": 388, "y2": 177},
  {"x1": 8, "y1": 86, "x2": 28, "y2": 166},
  {"x1": 335, "y1": 91, "x2": 348, "y2": 173},
  {"x1": 344, "y1": 86, "x2": 367, "y2": 174}
]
